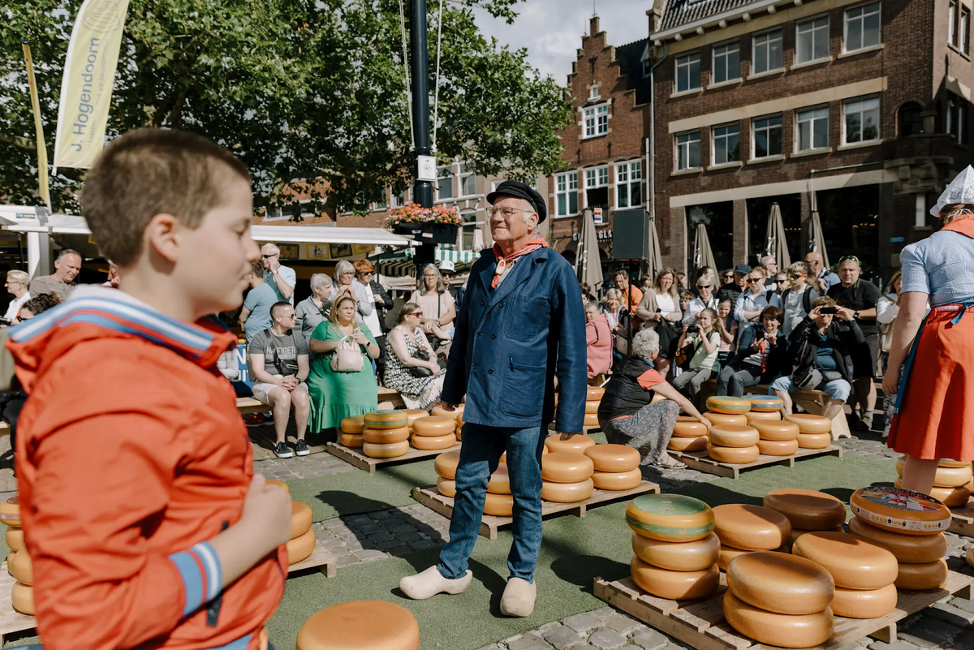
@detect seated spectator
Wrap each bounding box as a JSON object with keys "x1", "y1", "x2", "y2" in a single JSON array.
[
  {"x1": 734, "y1": 267, "x2": 781, "y2": 324},
  {"x1": 239, "y1": 261, "x2": 277, "y2": 344},
  {"x1": 759, "y1": 255, "x2": 779, "y2": 291},
  {"x1": 410, "y1": 264, "x2": 456, "y2": 356},
  {"x1": 679, "y1": 290, "x2": 694, "y2": 317},
  {"x1": 683, "y1": 277, "x2": 717, "y2": 325},
  {"x1": 602, "y1": 288, "x2": 631, "y2": 359},
  {"x1": 383, "y1": 302, "x2": 447, "y2": 410},
  {"x1": 717, "y1": 264, "x2": 749, "y2": 306},
  {"x1": 676, "y1": 272, "x2": 689, "y2": 291},
  {"x1": 672, "y1": 308, "x2": 720, "y2": 402},
  {"x1": 584, "y1": 302, "x2": 612, "y2": 382},
  {"x1": 596, "y1": 329, "x2": 712, "y2": 468},
  {"x1": 3, "y1": 270, "x2": 30, "y2": 325},
  {"x1": 332, "y1": 260, "x2": 376, "y2": 326},
  {"x1": 295, "y1": 273, "x2": 333, "y2": 342},
  {"x1": 614, "y1": 269, "x2": 642, "y2": 314},
  {"x1": 248, "y1": 302, "x2": 311, "y2": 459},
  {"x1": 715, "y1": 298, "x2": 738, "y2": 367},
  {"x1": 717, "y1": 306, "x2": 787, "y2": 396},
  {"x1": 771, "y1": 297, "x2": 862, "y2": 422},
  {"x1": 780, "y1": 261, "x2": 819, "y2": 335},
  {"x1": 17, "y1": 293, "x2": 61, "y2": 321},
  {"x1": 355, "y1": 259, "x2": 387, "y2": 337}
]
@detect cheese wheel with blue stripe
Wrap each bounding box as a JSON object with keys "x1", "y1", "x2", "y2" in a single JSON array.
[
  {"x1": 542, "y1": 478, "x2": 594, "y2": 503},
  {"x1": 668, "y1": 436, "x2": 708, "y2": 452},
  {"x1": 626, "y1": 494, "x2": 715, "y2": 542},
  {"x1": 363, "y1": 441, "x2": 409, "y2": 458},
  {"x1": 798, "y1": 433, "x2": 832, "y2": 449},
  {"x1": 753, "y1": 420, "x2": 800, "y2": 441},
  {"x1": 708, "y1": 425, "x2": 759, "y2": 448},
  {"x1": 713, "y1": 504, "x2": 791, "y2": 551},
  {"x1": 412, "y1": 416, "x2": 456, "y2": 437},
  {"x1": 785, "y1": 413, "x2": 831, "y2": 434},
  {"x1": 592, "y1": 469, "x2": 642, "y2": 491},
  {"x1": 364, "y1": 410, "x2": 409, "y2": 429},
  {"x1": 632, "y1": 531, "x2": 720, "y2": 572},
  {"x1": 706, "y1": 396, "x2": 751, "y2": 415},
  {"x1": 673, "y1": 417, "x2": 709, "y2": 438},
  {"x1": 436, "y1": 477, "x2": 456, "y2": 497},
  {"x1": 939, "y1": 458, "x2": 972, "y2": 468},
  {"x1": 631, "y1": 556, "x2": 720, "y2": 600},
  {"x1": 705, "y1": 413, "x2": 748, "y2": 427},
  {"x1": 364, "y1": 426, "x2": 410, "y2": 444},
  {"x1": 723, "y1": 592, "x2": 833, "y2": 648},
  {"x1": 757, "y1": 439, "x2": 799, "y2": 456},
  {"x1": 584, "y1": 444, "x2": 640, "y2": 472},
  {"x1": 894, "y1": 558, "x2": 948, "y2": 590},
  {"x1": 545, "y1": 434, "x2": 596, "y2": 454},
  {"x1": 287, "y1": 528, "x2": 315, "y2": 565},
  {"x1": 484, "y1": 492, "x2": 514, "y2": 516},
  {"x1": 410, "y1": 433, "x2": 457, "y2": 450},
  {"x1": 541, "y1": 452, "x2": 594, "y2": 483},
  {"x1": 341, "y1": 415, "x2": 366, "y2": 434},
  {"x1": 706, "y1": 444, "x2": 760, "y2": 464},
  {"x1": 850, "y1": 487, "x2": 950, "y2": 535},
  {"x1": 745, "y1": 410, "x2": 782, "y2": 424},
  {"x1": 747, "y1": 395, "x2": 784, "y2": 412}
]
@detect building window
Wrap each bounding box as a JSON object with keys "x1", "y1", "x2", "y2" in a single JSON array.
[
  {"x1": 437, "y1": 167, "x2": 454, "y2": 200},
  {"x1": 752, "y1": 29, "x2": 783, "y2": 75},
  {"x1": 641, "y1": 46, "x2": 651, "y2": 77},
  {"x1": 391, "y1": 187, "x2": 410, "y2": 207},
  {"x1": 676, "y1": 132, "x2": 702, "y2": 170},
  {"x1": 585, "y1": 166, "x2": 609, "y2": 190},
  {"x1": 843, "y1": 2, "x2": 881, "y2": 53},
  {"x1": 712, "y1": 124, "x2": 741, "y2": 165},
  {"x1": 461, "y1": 211, "x2": 478, "y2": 250},
  {"x1": 963, "y1": 7, "x2": 971, "y2": 53},
  {"x1": 712, "y1": 41, "x2": 740, "y2": 84},
  {"x1": 898, "y1": 102, "x2": 924, "y2": 136},
  {"x1": 589, "y1": 84, "x2": 600, "y2": 99},
  {"x1": 950, "y1": 0, "x2": 958, "y2": 46},
  {"x1": 796, "y1": 15, "x2": 830, "y2": 64},
  {"x1": 555, "y1": 171, "x2": 578, "y2": 217},
  {"x1": 752, "y1": 115, "x2": 783, "y2": 158},
  {"x1": 843, "y1": 97, "x2": 880, "y2": 144},
  {"x1": 458, "y1": 164, "x2": 477, "y2": 196},
  {"x1": 584, "y1": 103, "x2": 609, "y2": 137},
  {"x1": 947, "y1": 96, "x2": 968, "y2": 144},
  {"x1": 675, "y1": 52, "x2": 701, "y2": 92},
  {"x1": 796, "y1": 107, "x2": 829, "y2": 151},
  {"x1": 615, "y1": 160, "x2": 643, "y2": 208}
]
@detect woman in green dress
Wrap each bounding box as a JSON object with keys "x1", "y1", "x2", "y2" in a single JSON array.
[{"x1": 308, "y1": 295, "x2": 380, "y2": 433}]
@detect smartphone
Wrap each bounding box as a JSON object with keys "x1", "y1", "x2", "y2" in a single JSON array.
[{"x1": 820, "y1": 307, "x2": 838, "y2": 314}]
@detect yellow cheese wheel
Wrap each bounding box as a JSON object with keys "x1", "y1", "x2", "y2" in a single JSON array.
[
  {"x1": 436, "y1": 477, "x2": 456, "y2": 497},
  {"x1": 362, "y1": 441, "x2": 409, "y2": 459},
  {"x1": 713, "y1": 504, "x2": 792, "y2": 551},
  {"x1": 455, "y1": 423, "x2": 462, "y2": 442},
  {"x1": 487, "y1": 463, "x2": 511, "y2": 495},
  {"x1": 542, "y1": 478, "x2": 594, "y2": 503},
  {"x1": 705, "y1": 412, "x2": 749, "y2": 427},
  {"x1": 718, "y1": 545, "x2": 751, "y2": 571},
  {"x1": 786, "y1": 526, "x2": 844, "y2": 547},
  {"x1": 846, "y1": 516, "x2": 947, "y2": 564},
  {"x1": 364, "y1": 410, "x2": 409, "y2": 429},
  {"x1": 340, "y1": 433, "x2": 364, "y2": 448},
  {"x1": 752, "y1": 420, "x2": 800, "y2": 441},
  {"x1": 585, "y1": 401, "x2": 600, "y2": 414},
  {"x1": 667, "y1": 436, "x2": 708, "y2": 452},
  {"x1": 340, "y1": 415, "x2": 366, "y2": 434},
  {"x1": 785, "y1": 413, "x2": 831, "y2": 434},
  {"x1": 434, "y1": 450, "x2": 461, "y2": 479},
  {"x1": 10, "y1": 550, "x2": 32, "y2": 585},
  {"x1": 291, "y1": 501, "x2": 314, "y2": 540},
  {"x1": 831, "y1": 584, "x2": 898, "y2": 618},
  {"x1": 968, "y1": 545, "x2": 974, "y2": 570},
  {"x1": 266, "y1": 479, "x2": 291, "y2": 494},
  {"x1": 410, "y1": 433, "x2": 457, "y2": 451},
  {"x1": 296, "y1": 600, "x2": 420, "y2": 650},
  {"x1": 896, "y1": 455, "x2": 905, "y2": 476},
  {"x1": 484, "y1": 492, "x2": 514, "y2": 516},
  {"x1": 899, "y1": 477, "x2": 974, "y2": 507},
  {"x1": 584, "y1": 413, "x2": 599, "y2": 427},
  {"x1": 499, "y1": 447, "x2": 548, "y2": 463},
  {"x1": 895, "y1": 559, "x2": 948, "y2": 591},
  {"x1": 545, "y1": 434, "x2": 596, "y2": 454},
  {"x1": 363, "y1": 426, "x2": 410, "y2": 444},
  {"x1": 746, "y1": 395, "x2": 784, "y2": 412},
  {"x1": 632, "y1": 531, "x2": 720, "y2": 572},
  {"x1": 403, "y1": 409, "x2": 429, "y2": 428},
  {"x1": 630, "y1": 556, "x2": 720, "y2": 600},
  {"x1": 706, "y1": 444, "x2": 760, "y2": 464},
  {"x1": 792, "y1": 531, "x2": 898, "y2": 589},
  {"x1": 430, "y1": 404, "x2": 463, "y2": 421},
  {"x1": 798, "y1": 432, "x2": 832, "y2": 449},
  {"x1": 11, "y1": 582, "x2": 33, "y2": 616},
  {"x1": 673, "y1": 417, "x2": 709, "y2": 438},
  {"x1": 541, "y1": 452, "x2": 594, "y2": 483},
  {"x1": 757, "y1": 439, "x2": 799, "y2": 456},
  {"x1": 745, "y1": 410, "x2": 782, "y2": 424},
  {"x1": 0, "y1": 497, "x2": 20, "y2": 527},
  {"x1": 6, "y1": 528, "x2": 24, "y2": 552},
  {"x1": 934, "y1": 464, "x2": 974, "y2": 488},
  {"x1": 939, "y1": 458, "x2": 971, "y2": 468},
  {"x1": 722, "y1": 592, "x2": 833, "y2": 648},
  {"x1": 763, "y1": 489, "x2": 847, "y2": 531},
  {"x1": 726, "y1": 551, "x2": 835, "y2": 615},
  {"x1": 587, "y1": 385, "x2": 605, "y2": 400},
  {"x1": 5, "y1": 551, "x2": 14, "y2": 568},
  {"x1": 626, "y1": 494, "x2": 715, "y2": 542},
  {"x1": 592, "y1": 469, "x2": 642, "y2": 491},
  {"x1": 287, "y1": 528, "x2": 316, "y2": 565},
  {"x1": 708, "y1": 425, "x2": 759, "y2": 448},
  {"x1": 584, "y1": 444, "x2": 640, "y2": 472},
  {"x1": 705, "y1": 396, "x2": 751, "y2": 415},
  {"x1": 850, "y1": 487, "x2": 951, "y2": 535},
  {"x1": 412, "y1": 416, "x2": 456, "y2": 437}
]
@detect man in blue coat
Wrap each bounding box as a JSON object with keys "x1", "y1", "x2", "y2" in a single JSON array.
[{"x1": 400, "y1": 181, "x2": 587, "y2": 616}]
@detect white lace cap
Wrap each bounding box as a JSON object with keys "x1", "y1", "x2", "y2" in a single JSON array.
[{"x1": 931, "y1": 165, "x2": 974, "y2": 216}]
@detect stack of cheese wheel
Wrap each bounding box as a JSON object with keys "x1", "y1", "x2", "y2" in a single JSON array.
[
  {"x1": 752, "y1": 419, "x2": 800, "y2": 457},
  {"x1": 431, "y1": 404, "x2": 464, "y2": 441},
  {"x1": 784, "y1": 413, "x2": 832, "y2": 449},
  {"x1": 706, "y1": 396, "x2": 751, "y2": 417},
  {"x1": 288, "y1": 500, "x2": 316, "y2": 565},
  {"x1": 362, "y1": 410, "x2": 410, "y2": 458},
  {"x1": 894, "y1": 456, "x2": 973, "y2": 507},
  {"x1": 339, "y1": 415, "x2": 366, "y2": 448},
  {"x1": 668, "y1": 416, "x2": 709, "y2": 453},
  {"x1": 764, "y1": 489, "x2": 846, "y2": 550},
  {"x1": 434, "y1": 450, "x2": 461, "y2": 498},
  {"x1": 545, "y1": 433, "x2": 595, "y2": 454},
  {"x1": 1, "y1": 497, "x2": 32, "y2": 615},
  {"x1": 403, "y1": 409, "x2": 429, "y2": 431},
  {"x1": 585, "y1": 444, "x2": 641, "y2": 490},
  {"x1": 792, "y1": 531, "x2": 899, "y2": 618},
  {"x1": 706, "y1": 424, "x2": 760, "y2": 465},
  {"x1": 410, "y1": 416, "x2": 457, "y2": 451},
  {"x1": 713, "y1": 504, "x2": 791, "y2": 570},
  {"x1": 723, "y1": 551, "x2": 834, "y2": 647},
  {"x1": 849, "y1": 486, "x2": 951, "y2": 592},
  {"x1": 484, "y1": 462, "x2": 513, "y2": 516},
  {"x1": 541, "y1": 452, "x2": 594, "y2": 503},
  {"x1": 584, "y1": 386, "x2": 604, "y2": 428},
  {"x1": 627, "y1": 495, "x2": 720, "y2": 600}
]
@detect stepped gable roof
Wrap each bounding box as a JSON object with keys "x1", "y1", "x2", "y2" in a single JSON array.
[{"x1": 615, "y1": 38, "x2": 653, "y2": 105}]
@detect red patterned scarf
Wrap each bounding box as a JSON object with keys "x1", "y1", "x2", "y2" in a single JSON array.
[{"x1": 491, "y1": 237, "x2": 549, "y2": 289}]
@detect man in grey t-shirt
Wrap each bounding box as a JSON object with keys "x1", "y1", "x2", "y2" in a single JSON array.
[{"x1": 29, "y1": 249, "x2": 82, "y2": 301}]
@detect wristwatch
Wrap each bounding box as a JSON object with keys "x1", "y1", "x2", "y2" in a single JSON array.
[{"x1": 853, "y1": 310, "x2": 860, "y2": 319}]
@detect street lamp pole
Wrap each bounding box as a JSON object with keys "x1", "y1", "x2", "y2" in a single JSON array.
[{"x1": 410, "y1": 0, "x2": 436, "y2": 273}]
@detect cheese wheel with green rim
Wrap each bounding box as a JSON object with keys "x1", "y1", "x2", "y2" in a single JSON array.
[
  {"x1": 785, "y1": 413, "x2": 831, "y2": 434},
  {"x1": 363, "y1": 410, "x2": 409, "y2": 429},
  {"x1": 753, "y1": 420, "x2": 800, "y2": 441},
  {"x1": 592, "y1": 469, "x2": 642, "y2": 491},
  {"x1": 831, "y1": 584, "x2": 898, "y2": 619},
  {"x1": 632, "y1": 531, "x2": 720, "y2": 571},
  {"x1": 718, "y1": 545, "x2": 750, "y2": 570},
  {"x1": 791, "y1": 531, "x2": 898, "y2": 589},
  {"x1": 713, "y1": 504, "x2": 791, "y2": 551},
  {"x1": 934, "y1": 464, "x2": 973, "y2": 488},
  {"x1": 706, "y1": 444, "x2": 760, "y2": 464},
  {"x1": 850, "y1": 487, "x2": 951, "y2": 535},
  {"x1": 487, "y1": 463, "x2": 511, "y2": 495},
  {"x1": 787, "y1": 526, "x2": 844, "y2": 547},
  {"x1": 291, "y1": 501, "x2": 313, "y2": 540},
  {"x1": 10, "y1": 550, "x2": 32, "y2": 585},
  {"x1": 412, "y1": 416, "x2": 456, "y2": 437},
  {"x1": 436, "y1": 477, "x2": 456, "y2": 497},
  {"x1": 630, "y1": 556, "x2": 720, "y2": 600},
  {"x1": 757, "y1": 439, "x2": 799, "y2": 456},
  {"x1": 410, "y1": 433, "x2": 457, "y2": 451},
  {"x1": 705, "y1": 396, "x2": 751, "y2": 415},
  {"x1": 403, "y1": 409, "x2": 429, "y2": 428},
  {"x1": 895, "y1": 559, "x2": 948, "y2": 590},
  {"x1": 542, "y1": 478, "x2": 594, "y2": 503},
  {"x1": 363, "y1": 440, "x2": 409, "y2": 459},
  {"x1": 11, "y1": 583, "x2": 33, "y2": 616},
  {"x1": 626, "y1": 494, "x2": 715, "y2": 542},
  {"x1": 340, "y1": 415, "x2": 366, "y2": 434},
  {"x1": 340, "y1": 433, "x2": 364, "y2": 448},
  {"x1": 726, "y1": 551, "x2": 835, "y2": 615},
  {"x1": 5, "y1": 528, "x2": 23, "y2": 552},
  {"x1": 541, "y1": 452, "x2": 594, "y2": 483},
  {"x1": 722, "y1": 592, "x2": 833, "y2": 648},
  {"x1": 434, "y1": 450, "x2": 461, "y2": 479},
  {"x1": 708, "y1": 425, "x2": 759, "y2": 448},
  {"x1": 746, "y1": 394, "x2": 784, "y2": 412},
  {"x1": 798, "y1": 433, "x2": 832, "y2": 449},
  {"x1": 846, "y1": 516, "x2": 946, "y2": 563},
  {"x1": 545, "y1": 434, "x2": 596, "y2": 454},
  {"x1": 583, "y1": 413, "x2": 599, "y2": 427},
  {"x1": 585, "y1": 444, "x2": 640, "y2": 472},
  {"x1": 0, "y1": 496, "x2": 20, "y2": 527},
  {"x1": 266, "y1": 479, "x2": 291, "y2": 494},
  {"x1": 763, "y1": 489, "x2": 847, "y2": 531},
  {"x1": 287, "y1": 528, "x2": 316, "y2": 565},
  {"x1": 484, "y1": 492, "x2": 514, "y2": 516},
  {"x1": 296, "y1": 600, "x2": 420, "y2": 650},
  {"x1": 745, "y1": 410, "x2": 782, "y2": 424},
  {"x1": 668, "y1": 436, "x2": 707, "y2": 452},
  {"x1": 587, "y1": 385, "x2": 605, "y2": 400},
  {"x1": 363, "y1": 426, "x2": 410, "y2": 444},
  {"x1": 705, "y1": 412, "x2": 749, "y2": 427},
  {"x1": 585, "y1": 401, "x2": 600, "y2": 414},
  {"x1": 673, "y1": 418, "x2": 709, "y2": 438}
]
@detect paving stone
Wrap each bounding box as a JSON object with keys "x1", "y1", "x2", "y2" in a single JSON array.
[
  {"x1": 335, "y1": 555, "x2": 359, "y2": 568},
  {"x1": 601, "y1": 613, "x2": 641, "y2": 635},
  {"x1": 356, "y1": 523, "x2": 383, "y2": 535},
  {"x1": 867, "y1": 642, "x2": 921, "y2": 650},
  {"x1": 541, "y1": 624, "x2": 584, "y2": 650},
  {"x1": 400, "y1": 531, "x2": 424, "y2": 542},
  {"x1": 585, "y1": 626, "x2": 626, "y2": 650},
  {"x1": 929, "y1": 602, "x2": 974, "y2": 627},
  {"x1": 371, "y1": 510, "x2": 393, "y2": 520},
  {"x1": 911, "y1": 615, "x2": 963, "y2": 642},
  {"x1": 566, "y1": 645, "x2": 596, "y2": 650},
  {"x1": 344, "y1": 540, "x2": 364, "y2": 551},
  {"x1": 507, "y1": 633, "x2": 553, "y2": 650},
  {"x1": 385, "y1": 545, "x2": 411, "y2": 556},
  {"x1": 367, "y1": 531, "x2": 395, "y2": 543},
  {"x1": 562, "y1": 612, "x2": 602, "y2": 635},
  {"x1": 896, "y1": 632, "x2": 944, "y2": 649},
  {"x1": 630, "y1": 629, "x2": 668, "y2": 650},
  {"x1": 409, "y1": 539, "x2": 440, "y2": 551},
  {"x1": 350, "y1": 549, "x2": 387, "y2": 561}
]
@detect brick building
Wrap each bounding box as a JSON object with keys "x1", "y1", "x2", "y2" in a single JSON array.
[{"x1": 649, "y1": 0, "x2": 974, "y2": 278}]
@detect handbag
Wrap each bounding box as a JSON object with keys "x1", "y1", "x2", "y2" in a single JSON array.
[
  {"x1": 409, "y1": 346, "x2": 446, "y2": 378},
  {"x1": 329, "y1": 324, "x2": 365, "y2": 373},
  {"x1": 676, "y1": 337, "x2": 701, "y2": 371}
]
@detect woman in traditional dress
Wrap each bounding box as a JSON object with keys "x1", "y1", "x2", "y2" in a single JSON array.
[{"x1": 884, "y1": 166, "x2": 974, "y2": 492}]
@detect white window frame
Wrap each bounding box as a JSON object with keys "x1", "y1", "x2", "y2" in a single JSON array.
[
  {"x1": 711, "y1": 123, "x2": 741, "y2": 165},
  {"x1": 963, "y1": 6, "x2": 971, "y2": 54},
  {"x1": 614, "y1": 160, "x2": 643, "y2": 209},
  {"x1": 751, "y1": 28, "x2": 784, "y2": 75},
  {"x1": 583, "y1": 102, "x2": 609, "y2": 138},
  {"x1": 675, "y1": 131, "x2": 702, "y2": 171},
  {"x1": 264, "y1": 199, "x2": 318, "y2": 222},
  {"x1": 675, "y1": 52, "x2": 701, "y2": 93},
  {"x1": 842, "y1": 96, "x2": 881, "y2": 145},
  {"x1": 796, "y1": 15, "x2": 831, "y2": 64},
  {"x1": 589, "y1": 84, "x2": 600, "y2": 100},
  {"x1": 436, "y1": 167, "x2": 455, "y2": 200},
  {"x1": 460, "y1": 210, "x2": 478, "y2": 250},
  {"x1": 585, "y1": 165, "x2": 609, "y2": 190},
  {"x1": 641, "y1": 45, "x2": 651, "y2": 77},
  {"x1": 458, "y1": 164, "x2": 477, "y2": 197},
  {"x1": 947, "y1": 96, "x2": 967, "y2": 144},
  {"x1": 711, "y1": 40, "x2": 741, "y2": 85},
  {"x1": 843, "y1": 2, "x2": 882, "y2": 53},
  {"x1": 795, "y1": 106, "x2": 830, "y2": 152},
  {"x1": 950, "y1": 0, "x2": 959, "y2": 46},
  {"x1": 554, "y1": 171, "x2": 579, "y2": 217},
  {"x1": 751, "y1": 114, "x2": 783, "y2": 159}
]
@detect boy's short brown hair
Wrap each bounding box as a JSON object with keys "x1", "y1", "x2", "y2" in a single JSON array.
[{"x1": 82, "y1": 128, "x2": 250, "y2": 266}]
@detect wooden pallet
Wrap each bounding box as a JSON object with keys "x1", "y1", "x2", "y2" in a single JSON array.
[
  {"x1": 949, "y1": 497, "x2": 974, "y2": 537},
  {"x1": 0, "y1": 561, "x2": 34, "y2": 645},
  {"x1": 288, "y1": 541, "x2": 337, "y2": 578},
  {"x1": 667, "y1": 445, "x2": 843, "y2": 479},
  {"x1": 594, "y1": 562, "x2": 974, "y2": 650},
  {"x1": 411, "y1": 480, "x2": 659, "y2": 540},
  {"x1": 326, "y1": 442, "x2": 461, "y2": 474}
]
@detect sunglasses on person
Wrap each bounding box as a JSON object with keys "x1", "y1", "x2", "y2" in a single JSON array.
[
  {"x1": 722, "y1": 274, "x2": 733, "y2": 281},
  {"x1": 747, "y1": 277, "x2": 763, "y2": 284},
  {"x1": 261, "y1": 253, "x2": 278, "y2": 259},
  {"x1": 407, "y1": 311, "x2": 423, "y2": 317},
  {"x1": 776, "y1": 278, "x2": 789, "y2": 284},
  {"x1": 789, "y1": 273, "x2": 805, "y2": 279},
  {"x1": 838, "y1": 255, "x2": 860, "y2": 265},
  {"x1": 697, "y1": 284, "x2": 712, "y2": 289}
]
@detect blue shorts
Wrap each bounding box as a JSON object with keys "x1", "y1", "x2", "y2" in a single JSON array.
[{"x1": 770, "y1": 375, "x2": 852, "y2": 402}]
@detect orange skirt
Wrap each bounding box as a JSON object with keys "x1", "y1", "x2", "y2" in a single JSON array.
[{"x1": 888, "y1": 307, "x2": 974, "y2": 461}]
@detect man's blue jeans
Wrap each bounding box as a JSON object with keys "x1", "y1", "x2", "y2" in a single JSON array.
[{"x1": 436, "y1": 422, "x2": 546, "y2": 583}]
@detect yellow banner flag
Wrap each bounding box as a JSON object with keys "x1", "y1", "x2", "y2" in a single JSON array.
[
  {"x1": 53, "y1": 0, "x2": 131, "y2": 171},
  {"x1": 22, "y1": 42, "x2": 51, "y2": 210}
]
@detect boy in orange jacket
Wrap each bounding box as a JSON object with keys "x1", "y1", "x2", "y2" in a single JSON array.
[{"x1": 6, "y1": 129, "x2": 291, "y2": 650}]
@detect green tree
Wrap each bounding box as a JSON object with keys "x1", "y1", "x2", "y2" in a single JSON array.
[{"x1": 0, "y1": 0, "x2": 572, "y2": 216}]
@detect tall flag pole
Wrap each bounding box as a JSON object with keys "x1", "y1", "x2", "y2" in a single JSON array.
[{"x1": 22, "y1": 41, "x2": 51, "y2": 211}]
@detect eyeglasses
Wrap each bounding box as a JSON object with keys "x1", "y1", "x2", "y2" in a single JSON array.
[
  {"x1": 488, "y1": 207, "x2": 532, "y2": 219},
  {"x1": 360, "y1": 272, "x2": 374, "y2": 277},
  {"x1": 407, "y1": 311, "x2": 423, "y2": 317},
  {"x1": 697, "y1": 285, "x2": 712, "y2": 289},
  {"x1": 789, "y1": 273, "x2": 805, "y2": 279},
  {"x1": 747, "y1": 278, "x2": 763, "y2": 284},
  {"x1": 261, "y1": 253, "x2": 278, "y2": 259},
  {"x1": 722, "y1": 275, "x2": 733, "y2": 280}
]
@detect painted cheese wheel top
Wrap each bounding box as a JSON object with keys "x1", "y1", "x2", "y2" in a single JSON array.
[
  {"x1": 706, "y1": 396, "x2": 751, "y2": 414},
  {"x1": 364, "y1": 410, "x2": 409, "y2": 429},
  {"x1": 746, "y1": 395, "x2": 784, "y2": 412},
  {"x1": 784, "y1": 413, "x2": 831, "y2": 434},
  {"x1": 340, "y1": 415, "x2": 366, "y2": 434},
  {"x1": 725, "y1": 551, "x2": 835, "y2": 616},
  {"x1": 626, "y1": 494, "x2": 715, "y2": 542},
  {"x1": 296, "y1": 601, "x2": 420, "y2": 650},
  {"x1": 0, "y1": 496, "x2": 20, "y2": 527},
  {"x1": 849, "y1": 487, "x2": 951, "y2": 535},
  {"x1": 584, "y1": 444, "x2": 640, "y2": 472},
  {"x1": 791, "y1": 531, "x2": 899, "y2": 590},
  {"x1": 713, "y1": 504, "x2": 791, "y2": 551},
  {"x1": 763, "y1": 488, "x2": 847, "y2": 531}
]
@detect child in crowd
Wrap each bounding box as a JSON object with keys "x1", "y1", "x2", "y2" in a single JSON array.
[
  {"x1": 672, "y1": 308, "x2": 721, "y2": 403},
  {"x1": 715, "y1": 298, "x2": 739, "y2": 366},
  {"x1": 6, "y1": 129, "x2": 290, "y2": 650},
  {"x1": 679, "y1": 290, "x2": 694, "y2": 316}
]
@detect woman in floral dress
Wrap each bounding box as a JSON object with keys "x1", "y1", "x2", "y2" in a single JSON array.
[{"x1": 383, "y1": 302, "x2": 447, "y2": 410}]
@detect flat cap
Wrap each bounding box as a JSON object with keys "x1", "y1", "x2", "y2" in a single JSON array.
[{"x1": 486, "y1": 180, "x2": 547, "y2": 223}]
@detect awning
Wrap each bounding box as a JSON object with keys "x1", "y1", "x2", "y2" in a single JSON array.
[{"x1": 404, "y1": 245, "x2": 481, "y2": 264}]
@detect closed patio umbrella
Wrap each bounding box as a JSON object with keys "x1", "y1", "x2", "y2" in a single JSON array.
[
  {"x1": 644, "y1": 216, "x2": 664, "y2": 282},
  {"x1": 764, "y1": 202, "x2": 792, "y2": 269},
  {"x1": 576, "y1": 209, "x2": 604, "y2": 296},
  {"x1": 692, "y1": 223, "x2": 717, "y2": 273},
  {"x1": 808, "y1": 210, "x2": 830, "y2": 270}
]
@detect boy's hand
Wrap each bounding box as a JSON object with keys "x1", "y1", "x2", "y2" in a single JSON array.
[{"x1": 240, "y1": 474, "x2": 291, "y2": 551}]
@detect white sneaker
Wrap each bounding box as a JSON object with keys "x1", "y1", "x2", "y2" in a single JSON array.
[
  {"x1": 500, "y1": 577, "x2": 536, "y2": 617},
  {"x1": 399, "y1": 566, "x2": 472, "y2": 600}
]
